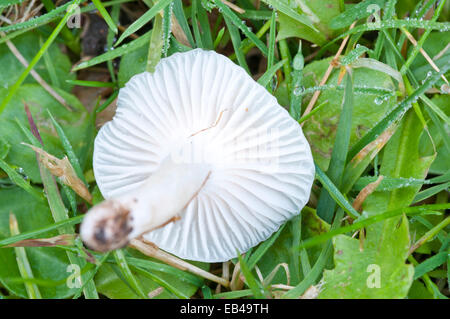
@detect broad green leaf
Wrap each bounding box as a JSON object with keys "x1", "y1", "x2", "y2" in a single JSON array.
[
  {"x1": 0, "y1": 187, "x2": 73, "y2": 298},
  {"x1": 318, "y1": 216, "x2": 413, "y2": 299},
  {"x1": 0, "y1": 137, "x2": 10, "y2": 159},
  {"x1": 277, "y1": 0, "x2": 341, "y2": 46},
  {"x1": 319, "y1": 109, "x2": 435, "y2": 298},
  {"x1": 302, "y1": 57, "x2": 396, "y2": 171},
  {"x1": 0, "y1": 84, "x2": 93, "y2": 183},
  {"x1": 0, "y1": 32, "x2": 75, "y2": 91},
  {"x1": 410, "y1": 31, "x2": 450, "y2": 86},
  {"x1": 118, "y1": 40, "x2": 149, "y2": 87},
  {"x1": 408, "y1": 280, "x2": 433, "y2": 299}
]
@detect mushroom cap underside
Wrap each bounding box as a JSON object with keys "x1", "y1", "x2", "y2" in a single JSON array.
[{"x1": 93, "y1": 49, "x2": 315, "y2": 262}]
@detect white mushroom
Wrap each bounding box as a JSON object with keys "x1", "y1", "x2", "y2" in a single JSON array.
[{"x1": 80, "y1": 49, "x2": 315, "y2": 262}]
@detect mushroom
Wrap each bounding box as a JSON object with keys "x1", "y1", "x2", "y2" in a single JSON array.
[{"x1": 80, "y1": 49, "x2": 315, "y2": 262}]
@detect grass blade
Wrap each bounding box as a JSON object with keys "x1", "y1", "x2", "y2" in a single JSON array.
[
  {"x1": 237, "y1": 253, "x2": 267, "y2": 298},
  {"x1": 0, "y1": 215, "x2": 84, "y2": 248},
  {"x1": 113, "y1": 249, "x2": 148, "y2": 299},
  {"x1": 115, "y1": 0, "x2": 173, "y2": 46},
  {"x1": 223, "y1": 15, "x2": 249, "y2": 73},
  {"x1": 257, "y1": 59, "x2": 286, "y2": 88},
  {"x1": 316, "y1": 72, "x2": 354, "y2": 222},
  {"x1": 92, "y1": 0, "x2": 118, "y2": 34},
  {"x1": 315, "y1": 164, "x2": 360, "y2": 220},
  {"x1": 72, "y1": 31, "x2": 151, "y2": 71},
  {"x1": 348, "y1": 62, "x2": 450, "y2": 161},
  {"x1": 213, "y1": 0, "x2": 268, "y2": 56},
  {"x1": 9, "y1": 214, "x2": 42, "y2": 299}
]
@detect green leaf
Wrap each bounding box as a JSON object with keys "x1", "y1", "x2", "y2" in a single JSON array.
[
  {"x1": 319, "y1": 108, "x2": 435, "y2": 298},
  {"x1": 118, "y1": 44, "x2": 148, "y2": 87},
  {"x1": 316, "y1": 72, "x2": 354, "y2": 222},
  {"x1": 0, "y1": 138, "x2": 10, "y2": 160},
  {"x1": 0, "y1": 188, "x2": 74, "y2": 298},
  {"x1": 276, "y1": 0, "x2": 341, "y2": 46},
  {"x1": 0, "y1": 32, "x2": 75, "y2": 91},
  {"x1": 414, "y1": 251, "x2": 448, "y2": 280},
  {"x1": 0, "y1": 84, "x2": 93, "y2": 183},
  {"x1": 409, "y1": 31, "x2": 450, "y2": 85},
  {"x1": 348, "y1": 62, "x2": 450, "y2": 162},
  {"x1": 113, "y1": 249, "x2": 147, "y2": 298},
  {"x1": 318, "y1": 217, "x2": 414, "y2": 298},
  {"x1": 172, "y1": 0, "x2": 194, "y2": 47},
  {"x1": 301, "y1": 57, "x2": 396, "y2": 172}
]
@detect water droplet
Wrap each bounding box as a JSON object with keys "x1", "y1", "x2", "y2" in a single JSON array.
[
  {"x1": 293, "y1": 86, "x2": 305, "y2": 96},
  {"x1": 374, "y1": 96, "x2": 383, "y2": 105}
]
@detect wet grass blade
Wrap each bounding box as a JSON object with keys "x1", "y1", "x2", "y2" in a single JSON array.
[
  {"x1": 261, "y1": 0, "x2": 318, "y2": 32},
  {"x1": 348, "y1": 62, "x2": 450, "y2": 161},
  {"x1": 73, "y1": 32, "x2": 151, "y2": 71},
  {"x1": 0, "y1": 159, "x2": 44, "y2": 201},
  {"x1": 132, "y1": 265, "x2": 189, "y2": 299},
  {"x1": 213, "y1": 0, "x2": 268, "y2": 56},
  {"x1": 173, "y1": 0, "x2": 194, "y2": 47},
  {"x1": 0, "y1": 1, "x2": 73, "y2": 33},
  {"x1": 115, "y1": 0, "x2": 173, "y2": 46},
  {"x1": 47, "y1": 110, "x2": 87, "y2": 185},
  {"x1": 316, "y1": 72, "x2": 354, "y2": 222},
  {"x1": 9, "y1": 213, "x2": 42, "y2": 299},
  {"x1": 315, "y1": 164, "x2": 360, "y2": 220},
  {"x1": 267, "y1": 10, "x2": 277, "y2": 72},
  {"x1": 195, "y1": 0, "x2": 213, "y2": 49},
  {"x1": 296, "y1": 204, "x2": 449, "y2": 251},
  {"x1": 147, "y1": 10, "x2": 163, "y2": 72},
  {"x1": 246, "y1": 224, "x2": 285, "y2": 270},
  {"x1": 224, "y1": 15, "x2": 249, "y2": 73},
  {"x1": 92, "y1": 0, "x2": 118, "y2": 34},
  {"x1": 282, "y1": 208, "x2": 345, "y2": 298},
  {"x1": 237, "y1": 253, "x2": 266, "y2": 298},
  {"x1": 257, "y1": 59, "x2": 287, "y2": 88},
  {"x1": 113, "y1": 249, "x2": 148, "y2": 299}
]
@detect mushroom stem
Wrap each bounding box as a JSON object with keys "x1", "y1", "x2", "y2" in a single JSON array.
[{"x1": 80, "y1": 157, "x2": 211, "y2": 252}]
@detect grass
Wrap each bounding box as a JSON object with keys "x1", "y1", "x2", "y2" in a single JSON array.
[{"x1": 0, "y1": 0, "x2": 448, "y2": 299}]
